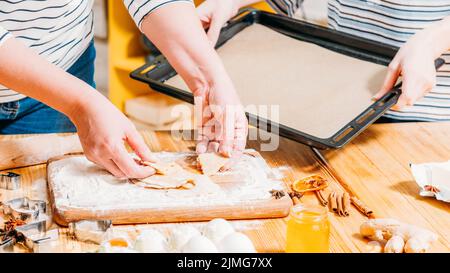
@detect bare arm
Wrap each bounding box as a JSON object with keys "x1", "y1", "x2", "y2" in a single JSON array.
[
  {"x1": 141, "y1": 2, "x2": 248, "y2": 155},
  {"x1": 0, "y1": 37, "x2": 155, "y2": 178}
]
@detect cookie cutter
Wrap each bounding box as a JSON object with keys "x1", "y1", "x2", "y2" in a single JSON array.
[
  {"x1": 0, "y1": 237, "x2": 14, "y2": 253},
  {"x1": 14, "y1": 220, "x2": 58, "y2": 253},
  {"x1": 2, "y1": 197, "x2": 47, "y2": 223},
  {"x1": 68, "y1": 220, "x2": 113, "y2": 244},
  {"x1": 0, "y1": 172, "x2": 21, "y2": 190}
]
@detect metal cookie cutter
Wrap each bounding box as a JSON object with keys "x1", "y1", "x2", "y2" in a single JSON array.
[
  {"x1": 2, "y1": 197, "x2": 47, "y2": 223},
  {"x1": 0, "y1": 172, "x2": 21, "y2": 190},
  {"x1": 14, "y1": 220, "x2": 58, "y2": 253},
  {"x1": 68, "y1": 220, "x2": 113, "y2": 244}
]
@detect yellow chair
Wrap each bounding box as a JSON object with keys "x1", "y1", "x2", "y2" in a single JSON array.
[{"x1": 108, "y1": 0, "x2": 274, "y2": 111}]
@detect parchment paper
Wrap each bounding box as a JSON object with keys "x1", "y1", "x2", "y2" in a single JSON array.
[{"x1": 165, "y1": 24, "x2": 387, "y2": 139}]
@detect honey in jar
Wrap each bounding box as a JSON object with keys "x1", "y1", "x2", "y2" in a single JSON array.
[{"x1": 285, "y1": 204, "x2": 330, "y2": 253}]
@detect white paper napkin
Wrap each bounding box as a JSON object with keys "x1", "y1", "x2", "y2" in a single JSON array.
[{"x1": 410, "y1": 161, "x2": 450, "y2": 203}]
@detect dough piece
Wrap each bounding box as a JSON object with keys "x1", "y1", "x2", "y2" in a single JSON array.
[
  {"x1": 182, "y1": 235, "x2": 218, "y2": 253},
  {"x1": 134, "y1": 229, "x2": 168, "y2": 253},
  {"x1": 203, "y1": 218, "x2": 235, "y2": 245},
  {"x1": 133, "y1": 161, "x2": 196, "y2": 190},
  {"x1": 140, "y1": 160, "x2": 182, "y2": 175},
  {"x1": 218, "y1": 232, "x2": 256, "y2": 253},
  {"x1": 169, "y1": 225, "x2": 201, "y2": 251},
  {"x1": 133, "y1": 175, "x2": 195, "y2": 190},
  {"x1": 197, "y1": 153, "x2": 229, "y2": 175}
]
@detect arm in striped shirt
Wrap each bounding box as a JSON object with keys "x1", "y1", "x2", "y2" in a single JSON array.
[
  {"x1": 265, "y1": 0, "x2": 303, "y2": 17},
  {"x1": 124, "y1": 0, "x2": 195, "y2": 29}
]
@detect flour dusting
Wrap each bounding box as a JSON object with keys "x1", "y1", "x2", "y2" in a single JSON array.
[{"x1": 48, "y1": 151, "x2": 286, "y2": 212}]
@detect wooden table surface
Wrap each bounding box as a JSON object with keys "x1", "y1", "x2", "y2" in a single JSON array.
[{"x1": 0, "y1": 123, "x2": 449, "y2": 253}]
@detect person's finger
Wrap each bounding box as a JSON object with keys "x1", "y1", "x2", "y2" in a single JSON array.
[
  {"x1": 233, "y1": 114, "x2": 248, "y2": 153},
  {"x1": 126, "y1": 129, "x2": 157, "y2": 163},
  {"x1": 196, "y1": 7, "x2": 211, "y2": 29},
  {"x1": 87, "y1": 152, "x2": 127, "y2": 179},
  {"x1": 112, "y1": 145, "x2": 156, "y2": 179},
  {"x1": 207, "y1": 141, "x2": 220, "y2": 153},
  {"x1": 392, "y1": 76, "x2": 421, "y2": 110},
  {"x1": 102, "y1": 159, "x2": 127, "y2": 179},
  {"x1": 219, "y1": 107, "x2": 235, "y2": 158},
  {"x1": 196, "y1": 139, "x2": 209, "y2": 154},
  {"x1": 374, "y1": 61, "x2": 401, "y2": 100},
  {"x1": 206, "y1": 16, "x2": 223, "y2": 47}
]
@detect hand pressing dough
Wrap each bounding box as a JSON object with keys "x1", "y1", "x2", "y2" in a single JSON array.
[
  {"x1": 197, "y1": 153, "x2": 230, "y2": 175},
  {"x1": 218, "y1": 232, "x2": 256, "y2": 253},
  {"x1": 169, "y1": 225, "x2": 201, "y2": 251},
  {"x1": 182, "y1": 235, "x2": 218, "y2": 253},
  {"x1": 133, "y1": 161, "x2": 196, "y2": 190},
  {"x1": 134, "y1": 229, "x2": 168, "y2": 253},
  {"x1": 203, "y1": 218, "x2": 235, "y2": 245}
]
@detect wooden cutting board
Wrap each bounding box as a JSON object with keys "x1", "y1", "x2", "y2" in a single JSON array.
[{"x1": 47, "y1": 151, "x2": 292, "y2": 226}]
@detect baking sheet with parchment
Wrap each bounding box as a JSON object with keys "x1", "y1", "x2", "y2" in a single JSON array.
[
  {"x1": 166, "y1": 24, "x2": 387, "y2": 139},
  {"x1": 47, "y1": 151, "x2": 292, "y2": 226}
]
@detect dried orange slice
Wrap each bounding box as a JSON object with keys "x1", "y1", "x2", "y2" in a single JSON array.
[{"x1": 292, "y1": 175, "x2": 328, "y2": 194}]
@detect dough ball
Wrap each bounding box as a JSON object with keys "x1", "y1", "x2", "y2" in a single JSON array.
[
  {"x1": 169, "y1": 225, "x2": 201, "y2": 251},
  {"x1": 203, "y1": 218, "x2": 235, "y2": 245},
  {"x1": 182, "y1": 235, "x2": 218, "y2": 253},
  {"x1": 134, "y1": 229, "x2": 168, "y2": 253},
  {"x1": 218, "y1": 232, "x2": 256, "y2": 253}
]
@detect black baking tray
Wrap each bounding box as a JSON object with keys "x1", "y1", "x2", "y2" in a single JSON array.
[{"x1": 131, "y1": 9, "x2": 444, "y2": 149}]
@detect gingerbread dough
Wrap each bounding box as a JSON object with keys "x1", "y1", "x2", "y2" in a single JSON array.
[
  {"x1": 134, "y1": 161, "x2": 195, "y2": 190},
  {"x1": 197, "y1": 153, "x2": 229, "y2": 175}
]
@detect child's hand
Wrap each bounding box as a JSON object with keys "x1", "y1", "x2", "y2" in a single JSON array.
[
  {"x1": 196, "y1": 0, "x2": 241, "y2": 46},
  {"x1": 70, "y1": 94, "x2": 157, "y2": 179},
  {"x1": 374, "y1": 31, "x2": 437, "y2": 110},
  {"x1": 195, "y1": 80, "x2": 248, "y2": 158}
]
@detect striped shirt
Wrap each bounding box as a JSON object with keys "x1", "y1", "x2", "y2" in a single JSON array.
[
  {"x1": 0, "y1": 0, "x2": 193, "y2": 103},
  {"x1": 268, "y1": 0, "x2": 450, "y2": 121}
]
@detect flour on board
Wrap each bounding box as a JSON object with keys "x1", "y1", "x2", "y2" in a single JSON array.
[{"x1": 47, "y1": 151, "x2": 285, "y2": 212}]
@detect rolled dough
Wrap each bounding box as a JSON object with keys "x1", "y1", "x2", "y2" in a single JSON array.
[
  {"x1": 197, "y1": 153, "x2": 229, "y2": 175},
  {"x1": 134, "y1": 161, "x2": 195, "y2": 190},
  {"x1": 165, "y1": 24, "x2": 387, "y2": 139}
]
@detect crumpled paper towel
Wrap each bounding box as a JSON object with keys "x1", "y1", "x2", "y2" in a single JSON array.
[{"x1": 410, "y1": 161, "x2": 450, "y2": 203}]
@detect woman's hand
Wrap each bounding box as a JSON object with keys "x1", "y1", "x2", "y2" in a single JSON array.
[
  {"x1": 374, "y1": 31, "x2": 437, "y2": 110},
  {"x1": 374, "y1": 14, "x2": 450, "y2": 110},
  {"x1": 69, "y1": 94, "x2": 157, "y2": 179},
  {"x1": 195, "y1": 80, "x2": 248, "y2": 157},
  {"x1": 196, "y1": 0, "x2": 241, "y2": 46}
]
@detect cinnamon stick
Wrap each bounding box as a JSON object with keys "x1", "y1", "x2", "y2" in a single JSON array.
[
  {"x1": 328, "y1": 192, "x2": 338, "y2": 212},
  {"x1": 336, "y1": 192, "x2": 345, "y2": 216},
  {"x1": 315, "y1": 190, "x2": 328, "y2": 206},
  {"x1": 342, "y1": 192, "x2": 350, "y2": 216},
  {"x1": 350, "y1": 196, "x2": 373, "y2": 217}
]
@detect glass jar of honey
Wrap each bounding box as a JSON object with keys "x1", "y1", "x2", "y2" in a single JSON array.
[{"x1": 285, "y1": 204, "x2": 330, "y2": 253}]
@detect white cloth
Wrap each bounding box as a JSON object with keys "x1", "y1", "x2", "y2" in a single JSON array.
[{"x1": 410, "y1": 161, "x2": 450, "y2": 203}]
